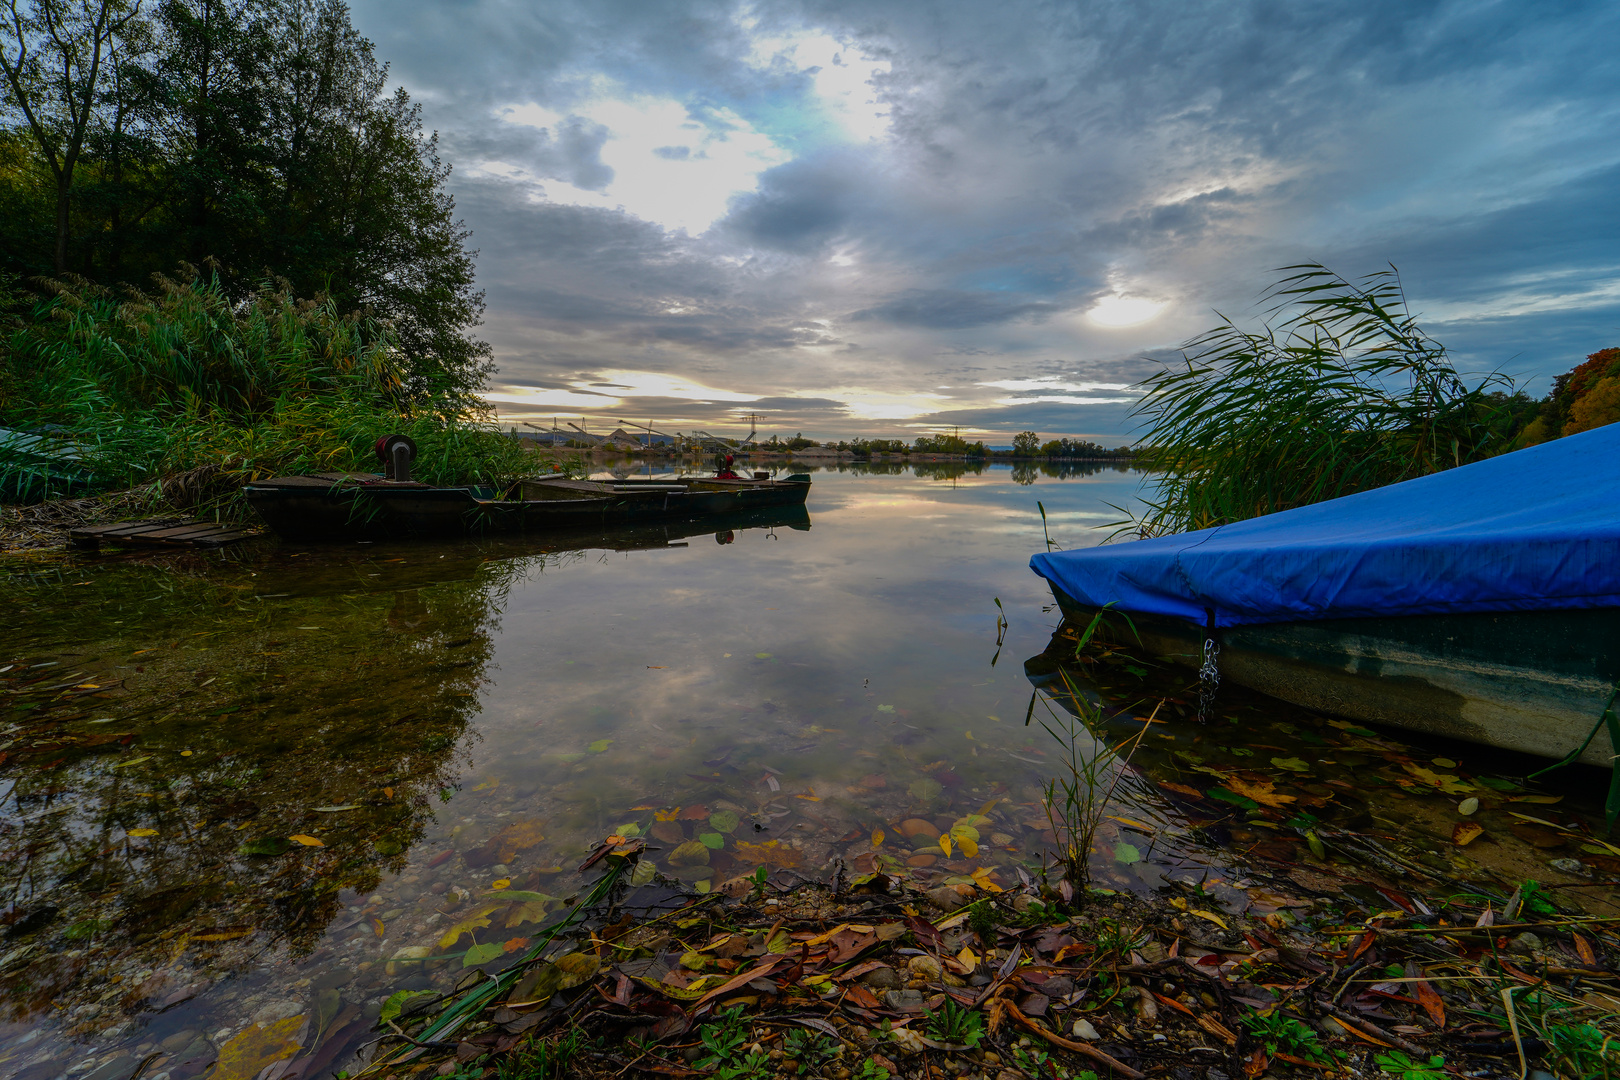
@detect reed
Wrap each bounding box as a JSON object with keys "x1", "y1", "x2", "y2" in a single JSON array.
[
  {"x1": 1127, "y1": 264, "x2": 1518, "y2": 537},
  {"x1": 1, "y1": 270, "x2": 528, "y2": 518},
  {"x1": 1031, "y1": 610, "x2": 1152, "y2": 889}
]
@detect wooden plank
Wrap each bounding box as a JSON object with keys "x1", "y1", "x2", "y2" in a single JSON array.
[{"x1": 70, "y1": 518, "x2": 262, "y2": 549}]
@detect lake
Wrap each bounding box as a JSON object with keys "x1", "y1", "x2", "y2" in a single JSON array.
[{"x1": 2, "y1": 461, "x2": 1611, "y2": 1080}]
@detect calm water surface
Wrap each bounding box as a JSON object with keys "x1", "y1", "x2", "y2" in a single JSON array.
[{"x1": 2, "y1": 463, "x2": 1612, "y2": 1080}]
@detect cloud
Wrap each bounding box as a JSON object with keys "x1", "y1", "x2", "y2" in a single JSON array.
[{"x1": 349, "y1": 0, "x2": 1620, "y2": 436}]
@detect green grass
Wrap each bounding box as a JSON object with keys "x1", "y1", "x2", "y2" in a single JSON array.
[
  {"x1": 1128, "y1": 263, "x2": 1519, "y2": 537},
  {"x1": 0, "y1": 269, "x2": 529, "y2": 518}
]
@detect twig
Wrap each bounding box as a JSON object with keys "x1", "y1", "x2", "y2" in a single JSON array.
[
  {"x1": 1314, "y1": 1000, "x2": 1430, "y2": 1059},
  {"x1": 1006, "y1": 1002, "x2": 1145, "y2": 1079}
]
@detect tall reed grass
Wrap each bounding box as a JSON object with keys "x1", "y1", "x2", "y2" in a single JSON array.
[
  {"x1": 1128, "y1": 264, "x2": 1518, "y2": 537},
  {"x1": 0, "y1": 270, "x2": 528, "y2": 518}
]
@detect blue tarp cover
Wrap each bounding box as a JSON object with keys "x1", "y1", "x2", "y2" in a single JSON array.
[{"x1": 1030, "y1": 422, "x2": 1620, "y2": 628}]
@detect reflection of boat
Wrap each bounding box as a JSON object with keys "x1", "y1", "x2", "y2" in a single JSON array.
[
  {"x1": 245, "y1": 473, "x2": 812, "y2": 541},
  {"x1": 1031, "y1": 425, "x2": 1620, "y2": 769}
]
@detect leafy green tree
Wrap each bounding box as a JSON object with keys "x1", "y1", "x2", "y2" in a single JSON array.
[
  {"x1": 1, "y1": 0, "x2": 491, "y2": 404},
  {"x1": 0, "y1": 0, "x2": 143, "y2": 271},
  {"x1": 1012, "y1": 430, "x2": 1040, "y2": 456}
]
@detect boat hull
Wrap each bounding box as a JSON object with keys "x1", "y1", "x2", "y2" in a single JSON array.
[
  {"x1": 244, "y1": 473, "x2": 811, "y2": 540},
  {"x1": 1047, "y1": 584, "x2": 1619, "y2": 769}
]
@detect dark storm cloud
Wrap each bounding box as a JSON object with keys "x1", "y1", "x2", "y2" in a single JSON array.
[{"x1": 348, "y1": 0, "x2": 1620, "y2": 437}]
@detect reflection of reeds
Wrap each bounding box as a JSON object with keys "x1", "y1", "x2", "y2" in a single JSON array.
[
  {"x1": 1033, "y1": 612, "x2": 1154, "y2": 889},
  {"x1": 1127, "y1": 264, "x2": 1519, "y2": 537}
]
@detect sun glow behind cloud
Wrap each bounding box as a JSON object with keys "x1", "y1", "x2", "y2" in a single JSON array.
[
  {"x1": 495, "y1": 97, "x2": 789, "y2": 234},
  {"x1": 1086, "y1": 295, "x2": 1165, "y2": 327},
  {"x1": 741, "y1": 22, "x2": 893, "y2": 142}
]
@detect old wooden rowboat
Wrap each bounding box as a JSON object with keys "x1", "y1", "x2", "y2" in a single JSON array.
[{"x1": 244, "y1": 472, "x2": 812, "y2": 541}]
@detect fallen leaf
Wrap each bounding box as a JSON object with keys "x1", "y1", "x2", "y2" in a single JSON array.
[
  {"x1": 1457, "y1": 797, "x2": 1480, "y2": 816},
  {"x1": 503, "y1": 937, "x2": 530, "y2": 953},
  {"x1": 289, "y1": 834, "x2": 324, "y2": 846},
  {"x1": 872, "y1": 828, "x2": 885, "y2": 848},
  {"x1": 1114, "y1": 842, "x2": 1141, "y2": 865},
  {"x1": 1400, "y1": 763, "x2": 1474, "y2": 796},
  {"x1": 1222, "y1": 777, "x2": 1296, "y2": 808},
  {"x1": 1191, "y1": 909, "x2": 1228, "y2": 930},
  {"x1": 1413, "y1": 979, "x2": 1446, "y2": 1027},
  {"x1": 587, "y1": 739, "x2": 613, "y2": 753},
  {"x1": 1451, "y1": 822, "x2": 1483, "y2": 846},
  {"x1": 1510, "y1": 794, "x2": 1564, "y2": 804},
  {"x1": 1270, "y1": 757, "x2": 1311, "y2": 772},
  {"x1": 491, "y1": 878, "x2": 511, "y2": 889},
  {"x1": 312, "y1": 805, "x2": 360, "y2": 813},
  {"x1": 505, "y1": 900, "x2": 551, "y2": 928},
  {"x1": 213, "y1": 1016, "x2": 304, "y2": 1080},
  {"x1": 463, "y1": 941, "x2": 503, "y2": 967},
  {"x1": 733, "y1": 839, "x2": 802, "y2": 869},
  {"x1": 440, "y1": 903, "x2": 501, "y2": 948},
  {"x1": 127, "y1": 828, "x2": 158, "y2": 838}
]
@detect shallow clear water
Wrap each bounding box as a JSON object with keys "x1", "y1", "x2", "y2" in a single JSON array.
[{"x1": 2, "y1": 462, "x2": 1613, "y2": 1080}]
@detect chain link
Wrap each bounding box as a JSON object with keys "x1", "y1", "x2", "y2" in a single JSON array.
[{"x1": 1197, "y1": 635, "x2": 1221, "y2": 723}]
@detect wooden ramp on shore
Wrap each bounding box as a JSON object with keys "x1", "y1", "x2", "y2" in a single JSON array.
[{"x1": 69, "y1": 518, "x2": 263, "y2": 550}]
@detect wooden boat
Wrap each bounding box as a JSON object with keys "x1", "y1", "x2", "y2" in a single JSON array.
[
  {"x1": 1046, "y1": 588, "x2": 1619, "y2": 770},
  {"x1": 243, "y1": 472, "x2": 812, "y2": 541}
]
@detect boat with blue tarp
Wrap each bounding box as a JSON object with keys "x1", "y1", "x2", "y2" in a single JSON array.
[{"x1": 1030, "y1": 423, "x2": 1620, "y2": 769}]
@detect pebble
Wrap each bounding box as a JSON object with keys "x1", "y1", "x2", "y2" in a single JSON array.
[
  {"x1": 251, "y1": 1000, "x2": 301, "y2": 1025},
  {"x1": 81, "y1": 1055, "x2": 139, "y2": 1080},
  {"x1": 1071, "y1": 1018, "x2": 1101, "y2": 1041},
  {"x1": 159, "y1": 1030, "x2": 199, "y2": 1053},
  {"x1": 925, "y1": 886, "x2": 970, "y2": 912},
  {"x1": 883, "y1": 988, "x2": 925, "y2": 1012},
  {"x1": 907, "y1": 955, "x2": 943, "y2": 981},
  {"x1": 1508, "y1": 932, "x2": 1543, "y2": 955},
  {"x1": 859, "y1": 965, "x2": 903, "y2": 990}
]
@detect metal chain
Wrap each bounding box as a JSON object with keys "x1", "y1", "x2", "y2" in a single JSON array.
[{"x1": 1197, "y1": 635, "x2": 1221, "y2": 723}]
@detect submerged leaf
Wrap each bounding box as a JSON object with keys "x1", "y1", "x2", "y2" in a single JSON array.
[
  {"x1": 1114, "y1": 843, "x2": 1142, "y2": 865},
  {"x1": 1452, "y1": 822, "x2": 1484, "y2": 846},
  {"x1": 213, "y1": 1016, "x2": 304, "y2": 1080},
  {"x1": 708, "y1": 811, "x2": 740, "y2": 834},
  {"x1": 1223, "y1": 777, "x2": 1296, "y2": 808},
  {"x1": 462, "y1": 941, "x2": 504, "y2": 967}
]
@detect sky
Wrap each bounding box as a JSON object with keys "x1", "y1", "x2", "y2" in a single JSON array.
[{"x1": 349, "y1": 0, "x2": 1620, "y2": 445}]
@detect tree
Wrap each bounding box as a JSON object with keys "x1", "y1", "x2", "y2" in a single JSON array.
[
  {"x1": 0, "y1": 0, "x2": 492, "y2": 404},
  {"x1": 0, "y1": 0, "x2": 143, "y2": 271},
  {"x1": 1012, "y1": 431, "x2": 1040, "y2": 456}
]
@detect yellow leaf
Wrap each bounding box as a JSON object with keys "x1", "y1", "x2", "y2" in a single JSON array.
[
  {"x1": 127, "y1": 828, "x2": 158, "y2": 838},
  {"x1": 491, "y1": 879, "x2": 511, "y2": 890},
  {"x1": 1452, "y1": 822, "x2": 1484, "y2": 846},
  {"x1": 1510, "y1": 795, "x2": 1564, "y2": 805},
  {"x1": 871, "y1": 828, "x2": 884, "y2": 848},
  {"x1": 439, "y1": 903, "x2": 501, "y2": 948},
  {"x1": 956, "y1": 836, "x2": 979, "y2": 858},
  {"x1": 1401, "y1": 762, "x2": 1475, "y2": 795},
  {"x1": 969, "y1": 866, "x2": 1003, "y2": 893},
  {"x1": 958, "y1": 946, "x2": 980, "y2": 968},
  {"x1": 733, "y1": 839, "x2": 803, "y2": 868},
  {"x1": 289, "y1": 834, "x2": 324, "y2": 846},
  {"x1": 1106, "y1": 816, "x2": 1157, "y2": 833},
  {"x1": 1222, "y1": 777, "x2": 1296, "y2": 808},
  {"x1": 938, "y1": 834, "x2": 952, "y2": 857},
  {"x1": 213, "y1": 1016, "x2": 304, "y2": 1080},
  {"x1": 1191, "y1": 909, "x2": 1228, "y2": 930},
  {"x1": 655, "y1": 808, "x2": 681, "y2": 822},
  {"x1": 372, "y1": 918, "x2": 385, "y2": 938},
  {"x1": 506, "y1": 900, "x2": 550, "y2": 928}
]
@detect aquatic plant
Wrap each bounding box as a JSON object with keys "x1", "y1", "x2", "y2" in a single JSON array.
[
  {"x1": 1127, "y1": 263, "x2": 1519, "y2": 537},
  {"x1": 0, "y1": 270, "x2": 528, "y2": 515}
]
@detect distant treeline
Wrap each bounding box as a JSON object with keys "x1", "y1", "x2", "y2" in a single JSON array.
[
  {"x1": 0, "y1": 0, "x2": 488, "y2": 399},
  {"x1": 772, "y1": 433, "x2": 1137, "y2": 459}
]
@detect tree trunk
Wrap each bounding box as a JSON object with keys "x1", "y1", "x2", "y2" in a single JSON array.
[{"x1": 55, "y1": 170, "x2": 71, "y2": 273}]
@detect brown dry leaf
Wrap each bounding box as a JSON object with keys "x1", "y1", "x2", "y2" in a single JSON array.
[
  {"x1": 553, "y1": 952, "x2": 601, "y2": 989},
  {"x1": 1452, "y1": 822, "x2": 1484, "y2": 846},
  {"x1": 733, "y1": 839, "x2": 803, "y2": 868},
  {"x1": 827, "y1": 928, "x2": 878, "y2": 965},
  {"x1": 1574, "y1": 933, "x2": 1599, "y2": 967},
  {"x1": 489, "y1": 819, "x2": 547, "y2": 862},
  {"x1": 1223, "y1": 776, "x2": 1296, "y2": 808},
  {"x1": 1413, "y1": 979, "x2": 1446, "y2": 1027},
  {"x1": 213, "y1": 1016, "x2": 304, "y2": 1080}
]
